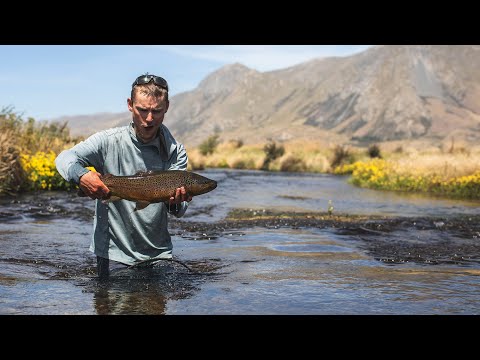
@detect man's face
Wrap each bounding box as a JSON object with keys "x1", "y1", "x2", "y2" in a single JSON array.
[{"x1": 127, "y1": 92, "x2": 169, "y2": 143}]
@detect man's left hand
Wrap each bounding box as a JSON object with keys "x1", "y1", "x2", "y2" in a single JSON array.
[{"x1": 169, "y1": 186, "x2": 193, "y2": 205}]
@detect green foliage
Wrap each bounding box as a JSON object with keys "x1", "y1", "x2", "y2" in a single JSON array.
[
  {"x1": 367, "y1": 144, "x2": 382, "y2": 158},
  {"x1": 262, "y1": 140, "x2": 285, "y2": 170},
  {"x1": 199, "y1": 134, "x2": 220, "y2": 156}
]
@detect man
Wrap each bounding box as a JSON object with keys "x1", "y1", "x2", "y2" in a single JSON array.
[{"x1": 55, "y1": 73, "x2": 192, "y2": 278}]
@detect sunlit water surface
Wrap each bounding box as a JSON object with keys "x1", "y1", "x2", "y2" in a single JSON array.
[{"x1": 1, "y1": 169, "x2": 479, "y2": 314}]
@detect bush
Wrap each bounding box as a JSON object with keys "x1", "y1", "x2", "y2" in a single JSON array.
[
  {"x1": 262, "y1": 140, "x2": 285, "y2": 170},
  {"x1": 231, "y1": 159, "x2": 247, "y2": 169},
  {"x1": 367, "y1": 144, "x2": 382, "y2": 158},
  {"x1": 0, "y1": 130, "x2": 26, "y2": 195},
  {"x1": 230, "y1": 139, "x2": 243, "y2": 148},
  {"x1": 0, "y1": 107, "x2": 81, "y2": 193},
  {"x1": 330, "y1": 145, "x2": 352, "y2": 169},
  {"x1": 20, "y1": 151, "x2": 74, "y2": 191},
  {"x1": 280, "y1": 155, "x2": 307, "y2": 172},
  {"x1": 199, "y1": 134, "x2": 220, "y2": 156}
]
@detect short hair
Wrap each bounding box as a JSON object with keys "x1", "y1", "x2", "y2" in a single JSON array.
[{"x1": 131, "y1": 82, "x2": 169, "y2": 102}]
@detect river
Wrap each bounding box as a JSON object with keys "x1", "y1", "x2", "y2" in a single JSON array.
[{"x1": 1, "y1": 169, "x2": 479, "y2": 314}]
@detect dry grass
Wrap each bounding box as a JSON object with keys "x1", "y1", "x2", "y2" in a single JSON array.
[
  {"x1": 0, "y1": 108, "x2": 83, "y2": 194},
  {"x1": 0, "y1": 130, "x2": 25, "y2": 194},
  {"x1": 188, "y1": 142, "x2": 265, "y2": 171},
  {"x1": 188, "y1": 138, "x2": 480, "y2": 182},
  {"x1": 188, "y1": 139, "x2": 367, "y2": 173},
  {"x1": 392, "y1": 151, "x2": 480, "y2": 180}
]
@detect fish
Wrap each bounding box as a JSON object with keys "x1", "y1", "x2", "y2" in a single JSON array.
[{"x1": 79, "y1": 170, "x2": 217, "y2": 210}]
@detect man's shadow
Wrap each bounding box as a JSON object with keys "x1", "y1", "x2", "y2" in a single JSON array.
[{"x1": 91, "y1": 263, "x2": 198, "y2": 315}]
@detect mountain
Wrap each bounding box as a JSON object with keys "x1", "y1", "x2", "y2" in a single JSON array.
[
  {"x1": 58, "y1": 112, "x2": 131, "y2": 138},
  {"x1": 58, "y1": 45, "x2": 480, "y2": 149}
]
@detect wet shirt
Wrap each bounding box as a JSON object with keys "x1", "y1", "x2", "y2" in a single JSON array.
[{"x1": 55, "y1": 123, "x2": 189, "y2": 265}]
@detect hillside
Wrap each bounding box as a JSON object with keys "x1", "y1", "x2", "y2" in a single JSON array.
[{"x1": 56, "y1": 45, "x2": 480, "y2": 149}]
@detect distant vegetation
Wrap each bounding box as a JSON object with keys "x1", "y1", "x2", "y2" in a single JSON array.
[
  {"x1": 367, "y1": 144, "x2": 382, "y2": 159},
  {"x1": 0, "y1": 107, "x2": 82, "y2": 194},
  {"x1": 330, "y1": 145, "x2": 354, "y2": 168},
  {"x1": 198, "y1": 134, "x2": 220, "y2": 156},
  {"x1": 334, "y1": 149, "x2": 480, "y2": 199},
  {"x1": 261, "y1": 140, "x2": 285, "y2": 170},
  {"x1": 188, "y1": 134, "x2": 480, "y2": 200},
  {"x1": 2, "y1": 107, "x2": 480, "y2": 201}
]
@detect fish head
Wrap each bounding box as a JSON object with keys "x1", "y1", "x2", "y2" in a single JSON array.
[{"x1": 188, "y1": 173, "x2": 217, "y2": 196}]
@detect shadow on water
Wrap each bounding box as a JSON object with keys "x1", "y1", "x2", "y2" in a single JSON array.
[{"x1": 83, "y1": 260, "x2": 227, "y2": 315}]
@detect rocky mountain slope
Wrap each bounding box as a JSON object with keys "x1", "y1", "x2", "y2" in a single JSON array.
[{"x1": 58, "y1": 45, "x2": 480, "y2": 149}]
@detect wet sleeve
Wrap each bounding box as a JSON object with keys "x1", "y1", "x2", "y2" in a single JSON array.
[{"x1": 55, "y1": 132, "x2": 106, "y2": 184}]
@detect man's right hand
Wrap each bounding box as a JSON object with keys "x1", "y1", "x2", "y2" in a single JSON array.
[{"x1": 79, "y1": 171, "x2": 110, "y2": 200}]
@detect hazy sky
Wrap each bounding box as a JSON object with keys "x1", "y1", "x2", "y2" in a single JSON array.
[{"x1": 0, "y1": 45, "x2": 372, "y2": 120}]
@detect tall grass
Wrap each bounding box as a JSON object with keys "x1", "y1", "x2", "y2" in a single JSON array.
[
  {"x1": 0, "y1": 107, "x2": 82, "y2": 194},
  {"x1": 0, "y1": 128, "x2": 25, "y2": 194}
]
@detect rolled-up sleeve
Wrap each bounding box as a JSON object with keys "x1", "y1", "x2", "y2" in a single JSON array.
[{"x1": 55, "y1": 132, "x2": 106, "y2": 184}]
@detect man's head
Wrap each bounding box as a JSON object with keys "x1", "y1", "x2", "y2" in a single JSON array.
[{"x1": 128, "y1": 74, "x2": 170, "y2": 143}]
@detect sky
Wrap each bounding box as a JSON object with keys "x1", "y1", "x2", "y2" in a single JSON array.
[{"x1": 0, "y1": 45, "x2": 372, "y2": 121}]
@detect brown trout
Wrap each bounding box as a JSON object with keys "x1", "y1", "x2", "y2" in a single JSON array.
[{"x1": 80, "y1": 170, "x2": 217, "y2": 210}]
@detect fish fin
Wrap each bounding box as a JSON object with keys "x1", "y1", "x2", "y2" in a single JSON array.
[
  {"x1": 101, "y1": 195, "x2": 122, "y2": 204},
  {"x1": 100, "y1": 173, "x2": 113, "y2": 180},
  {"x1": 135, "y1": 200, "x2": 151, "y2": 211}
]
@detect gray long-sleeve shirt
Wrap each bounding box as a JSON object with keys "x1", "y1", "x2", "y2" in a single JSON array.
[{"x1": 55, "y1": 123, "x2": 189, "y2": 265}]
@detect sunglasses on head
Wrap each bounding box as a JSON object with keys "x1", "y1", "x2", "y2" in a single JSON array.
[{"x1": 131, "y1": 74, "x2": 169, "y2": 91}]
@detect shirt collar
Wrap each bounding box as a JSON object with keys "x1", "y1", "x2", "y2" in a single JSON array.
[{"x1": 129, "y1": 122, "x2": 168, "y2": 159}]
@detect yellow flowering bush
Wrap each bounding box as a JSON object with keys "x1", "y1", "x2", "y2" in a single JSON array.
[
  {"x1": 334, "y1": 158, "x2": 480, "y2": 199},
  {"x1": 20, "y1": 151, "x2": 74, "y2": 191}
]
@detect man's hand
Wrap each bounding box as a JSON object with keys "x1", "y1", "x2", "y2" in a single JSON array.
[
  {"x1": 169, "y1": 186, "x2": 193, "y2": 205},
  {"x1": 79, "y1": 171, "x2": 110, "y2": 200}
]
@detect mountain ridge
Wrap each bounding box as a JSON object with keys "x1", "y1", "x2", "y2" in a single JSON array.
[{"x1": 52, "y1": 45, "x2": 480, "y2": 149}]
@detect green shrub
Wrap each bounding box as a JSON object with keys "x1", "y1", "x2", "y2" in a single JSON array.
[
  {"x1": 199, "y1": 134, "x2": 220, "y2": 156},
  {"x1": 367, "y1": 144, "x2": 382, "y2": 158},
  {"x1": 262, "y1": 140, "x2": 285, "y2": 170}
]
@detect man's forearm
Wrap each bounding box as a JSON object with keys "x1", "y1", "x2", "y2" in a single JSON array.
[{"x1": 55, "y1": 150, "x2": 90, "y2": 184}]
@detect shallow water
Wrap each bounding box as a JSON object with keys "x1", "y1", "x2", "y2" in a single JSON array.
[
  {"x1": 187, "y1": 169, "x2": 480, "y2": 221},
  {"x1": 1, "y1": 169, "x2": 480, "y2": 314}
]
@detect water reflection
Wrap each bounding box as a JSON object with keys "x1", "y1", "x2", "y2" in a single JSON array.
[
  {"x1": 93, "y1": 279, "x2": 170, "y2": 315},
  {"x1": 89, "y1": 263, "x2": 208, "y2": 315}
]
